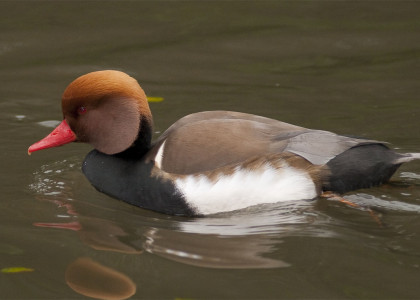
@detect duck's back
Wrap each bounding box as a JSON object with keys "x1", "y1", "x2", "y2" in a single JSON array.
[{"x1": 150, "y1": 111, "x2": 385, "y2": 175}]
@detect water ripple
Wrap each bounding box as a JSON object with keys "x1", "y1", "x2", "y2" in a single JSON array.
[{"x1": 345, "y1": 193, "x2": 420, "y2": 213}]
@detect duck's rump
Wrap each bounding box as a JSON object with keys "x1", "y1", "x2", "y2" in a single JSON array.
[{"x1": 322, "y1": 144, "x2": 404, "y2": 193}]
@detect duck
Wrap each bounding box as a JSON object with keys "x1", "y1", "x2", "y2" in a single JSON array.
[{"x1": 28, "y1": 70, "x2": 420, "y2": 216}]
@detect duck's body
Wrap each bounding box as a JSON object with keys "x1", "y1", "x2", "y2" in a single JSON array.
[{"x1": 29, "y1": 70, "x2": 420, "y2": 216}]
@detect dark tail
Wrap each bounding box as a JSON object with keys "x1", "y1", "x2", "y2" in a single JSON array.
[{"x1": 323, "y1": 144, "x2": 417, "y2": 194}]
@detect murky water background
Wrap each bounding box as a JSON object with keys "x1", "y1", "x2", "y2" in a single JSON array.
[{"x1": 1, "y1": 2, "x2": 419, "y2": 299}]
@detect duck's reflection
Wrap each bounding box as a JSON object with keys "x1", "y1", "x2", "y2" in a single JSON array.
[
  {"x1": 34, "y1": 213, "x2": 142, "y2": 254},
  {"x1": 143, "y1": 227, "x2": 288, "y2": 268},
  {"x1": 65, "y1": 257, "x2": 136, "y2": 300},
  {"x1": 76, "y1": 216, "x2": 142, "y2": 254},
  {"x1": 35, "y1": 204, "x2": 290, "y2": 269}
]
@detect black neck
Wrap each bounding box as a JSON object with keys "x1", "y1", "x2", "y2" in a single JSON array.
[{"x1": 114, "y1": 116, "x2": 153, "y2": 159}]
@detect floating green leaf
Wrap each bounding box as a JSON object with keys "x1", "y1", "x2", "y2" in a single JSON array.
[
  {"x1": 1, "y1": 267, "x2": 34, "y2": 273},
  {"x1": 147, "y1": 96, "x2": 164, "y2": 102}
]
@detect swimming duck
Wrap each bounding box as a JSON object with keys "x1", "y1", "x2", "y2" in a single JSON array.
[{"x1": 28, "y1": 70, "x2": 420, "y2": 216}]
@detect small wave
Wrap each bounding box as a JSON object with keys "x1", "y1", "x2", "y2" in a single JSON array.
[
  {"x1": 345, "y1": 193, "x2": 420, "y2": 213},
  {"x1": 37, "y1": 120, "x2": 61, "y2": 128},
  {"x1": 29, "y1": 158, "x2": 81, "y2": 202},
  {"x1": 400, "y1": 172, "x2": 420, "y2": 180},
  {"x1": 178, "y1": 200, "x2": 335, "y2": 238}
]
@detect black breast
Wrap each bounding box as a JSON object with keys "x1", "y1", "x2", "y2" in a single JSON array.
[{"x1": 82, "y1": 150, "x2": 196, "y2": 216}]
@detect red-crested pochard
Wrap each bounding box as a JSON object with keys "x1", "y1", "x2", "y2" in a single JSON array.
[{"x1": 28, "y1": 70, "x2": 420, "y2": 216}]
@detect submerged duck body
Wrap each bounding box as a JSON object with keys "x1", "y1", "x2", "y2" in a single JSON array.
[{"x1": 29, "y1": 70, "x2": 420, "y2": 216}]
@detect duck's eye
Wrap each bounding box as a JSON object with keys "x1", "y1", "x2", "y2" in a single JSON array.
[{"x1": 77, "y1": 106, "x2": 87, "y2": 115}]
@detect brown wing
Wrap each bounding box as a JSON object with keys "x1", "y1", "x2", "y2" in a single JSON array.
[{"x1": 152, "y1": 111, "x2": 383, "y2": 174}]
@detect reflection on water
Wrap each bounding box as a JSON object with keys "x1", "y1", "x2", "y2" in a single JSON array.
[
  {"x1": 31, "y1": 160, "x2": 140, "y2": 299},
  {"x1": 177, "y1": 202, "x2": 331, "y2": 237},
  {"x1": 35, "y1": 215, "x2": 143, "y2": 254},
  {"x1": 65, "y1": 257, "x2": 136, "y2": 300},
  {"x1": 144, "y1": 228, "x2": 288, "y2": 269},
  {"x1": 77, "y1": 217, "x2": 142, "y2": 254}
]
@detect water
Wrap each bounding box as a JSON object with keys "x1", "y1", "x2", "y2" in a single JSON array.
[{"x1": 1, "y1": 1, "x2": 420, "y2": 299}]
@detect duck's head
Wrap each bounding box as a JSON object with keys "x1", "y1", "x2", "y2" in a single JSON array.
[{"x1": 28, "y1": 70, "x2": 153, "y2": 155}]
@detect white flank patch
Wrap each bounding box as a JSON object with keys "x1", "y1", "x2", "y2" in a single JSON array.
[
  {"x1": 174, "y1": 163, "x2": 317, "y2": 215},
  {"x1": 154, "y1": 141, "x2": 166, "y2": 169}
]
